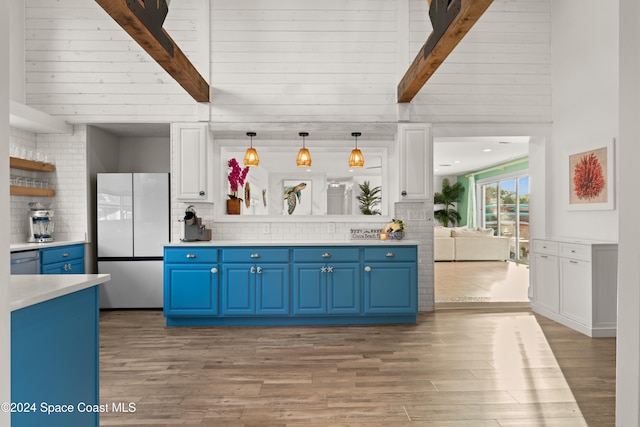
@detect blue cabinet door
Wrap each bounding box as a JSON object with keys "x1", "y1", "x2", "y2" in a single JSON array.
[
  {"x1": 327, "y1": 262, "x2": 361, "y2": 314},
  {"x1": 293, "y1": 264, "x2": 326, "y2": 315},
  {"x1": 294, "y1": 262, "x2": 360, "y2": 315},
  {"x1": 364, "y1": 262, "x2": 417, "y2": 314},
  {"x1": 164, "y1": 264, "x2": 219, "y2": 316},
  {"x1": 41, "y1": 258, "x2": 85, "y2": 275},
  {"x1": 222, "y1": 264, "x2": 255, "y2": 315},
  {"x1": 256, "y1": 263, "x2": 290, "y2": 315},
  {"x1": 40, "y1": 244, "x2": 85, "y2": 274}
]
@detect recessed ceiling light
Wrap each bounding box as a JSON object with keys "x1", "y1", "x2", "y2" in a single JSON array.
[
  {"x1": 454, "y1": 160, "x2": 460, "y2": 164},
  {"x1": 483, "y1": 149, "x2": 492, "y2": 152}
]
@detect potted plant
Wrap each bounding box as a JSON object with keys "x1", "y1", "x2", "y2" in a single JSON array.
[
  {"x1": 227, "y1": 158, "x2": 249, "y2": 215},
  {"x1": 384, "y1": 218, "x2": 405, "y2": 239},
  {"x1": 357, "y1": 180, "x2": 382, "y2": 215},
  {"x1": 434, "y1": 178, "x2": 465, "y2": 227}
]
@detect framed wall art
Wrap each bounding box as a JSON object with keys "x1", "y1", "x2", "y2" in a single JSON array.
[
  {"x1": 283, "y1": 180, "x2": 312, "y2": 215},
  {"x1": 568, "y1": 139, "x2": 615, "y2": 210}
]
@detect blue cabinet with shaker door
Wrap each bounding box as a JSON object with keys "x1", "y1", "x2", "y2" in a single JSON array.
[
  {"x1": 40, "y1": 243, "x2": 85, "y2": 274},
  {"x1": 164, "y1": 243, "x2": 418, "y2": 326}
]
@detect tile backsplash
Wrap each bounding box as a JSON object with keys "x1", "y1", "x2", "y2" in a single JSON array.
[{"x1": 9, "y1": 125, "x2": 88, "y2": 244}]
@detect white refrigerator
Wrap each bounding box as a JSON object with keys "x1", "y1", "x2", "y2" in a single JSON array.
[{"x1": 97, "y1": 173, "x2": 169, "y2": 308}]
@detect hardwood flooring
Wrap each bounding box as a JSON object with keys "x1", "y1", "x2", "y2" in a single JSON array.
[
  {"x1": 435, "y1": 261, "x2": 530, "y2": 305},
  {"x1": 99, "y1": 308, "x2": 615, "y2": 426}
]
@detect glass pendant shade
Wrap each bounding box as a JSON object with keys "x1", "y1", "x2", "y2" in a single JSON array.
[
  {"x1": 244, "y1": 147, "x2": 259, "y2": 166},
  {"x1": 349, "y1": 132, "x2": 364, "y2": 167},
  {"x1": 243, "y1": 132, "x2": 259, "y2": 166},
  {"x1": 296, "y1": 132, "x2": 312, "y2": 167},
  {"x1": 349, "y1": 149, "x2": 364, "y2": 167}
]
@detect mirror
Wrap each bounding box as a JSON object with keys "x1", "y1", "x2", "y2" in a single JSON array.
[{"x1": 218, "y1": 143, "x2": 389, "y2": 217}]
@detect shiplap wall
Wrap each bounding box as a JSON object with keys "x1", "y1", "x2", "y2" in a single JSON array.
[
  {"x1": 22, "y1": 0, "x2": 551, "y2": 125},
  {"x1": 409, "y1": 0, "x2": 552, "y2": 124},
  {"x1": 24, "y1": 0, "x2": 203, "y2": 123}
]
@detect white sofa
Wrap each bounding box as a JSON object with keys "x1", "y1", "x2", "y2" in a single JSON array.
[{"x1": 434, "y1": 226, "x2": 510, "y2": 261}]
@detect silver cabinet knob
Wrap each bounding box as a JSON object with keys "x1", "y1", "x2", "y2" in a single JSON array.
[
  {"x1": 199, "y1": 191, "x2": 205, "y2": 196},
  {"x1": 250, "y1": 266, "x2": 257, "y2": 274},
  {"x1": 257, "y1": 266, "x2": 262, "y2": 274},
  {"x1": 364, "y1": 266, "x2": 372, "y2": 272},
  {"x1": 320, "y1": 267, "x2": 327, "y2": 273},
  {"x1": 210, "y1": 267, "x2": 218, "y2": 273},
  {"x1": 327, "y1": 266, "x2": 333, "y2": 273}
]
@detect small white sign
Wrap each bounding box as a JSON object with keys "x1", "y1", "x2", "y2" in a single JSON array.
[{"x1": 350, "y1": 228, "x2": 381, "y2": 240}]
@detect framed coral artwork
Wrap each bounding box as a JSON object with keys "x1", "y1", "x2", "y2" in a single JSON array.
[{"x1": 568, "y1": 139, "x2": 615, "y2": 210}]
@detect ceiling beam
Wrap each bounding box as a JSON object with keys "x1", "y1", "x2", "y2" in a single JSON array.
[
  {"x1": 95, "y1": 0, "x2": 210, "y2": 103},
  {"x1": 397, "y1": 0, "x2": 493, "y2": 103}
]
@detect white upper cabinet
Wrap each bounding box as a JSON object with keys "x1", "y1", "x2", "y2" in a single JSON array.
[
  {"x1": 171, "y1": 123, "x2": 213, "y2": 203},
  {"x1": 398, "y1": 124, "x2": 432, "y2": 200}
]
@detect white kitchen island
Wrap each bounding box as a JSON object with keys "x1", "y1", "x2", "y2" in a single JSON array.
[{"x1": 9, "y1": 274, "x2": 110, "y2": 427}]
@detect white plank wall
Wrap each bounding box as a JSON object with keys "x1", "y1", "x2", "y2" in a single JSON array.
[
  {"x1": 22, "y1": 0, "x2": 551, "y2": 125},
  {"x1": 409, "y1": 0, "x2": 552, "y2": 124},
  {"x1": 24, "y1": 0, "x2": 203, "y2": 123}
]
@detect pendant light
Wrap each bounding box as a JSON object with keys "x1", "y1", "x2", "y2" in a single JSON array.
[
  {"x1": 296, "y1": 132, "x2": 312, "y2": 167},
  {"x1": 243, "y1": 132, "x2": 259, "y2": 167},
  {"x1": 349, "y1": 132, "x2": 364, "y2": 168}
]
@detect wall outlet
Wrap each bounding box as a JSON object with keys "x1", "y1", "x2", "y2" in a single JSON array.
[
  {"x1": 327, "y1": 222, "x2": 336, "y2": 233},
  {"x1": 262, "y1": 223, "x2": 271, "y2": 234}
]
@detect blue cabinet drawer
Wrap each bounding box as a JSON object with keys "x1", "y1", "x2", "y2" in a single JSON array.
[
  {"x1": 165, "y1": 248, "x2": 218, "y2": 264},
  {"x1": 364, "y1": 246, "x2": 416, "y2": 262},
  {"x1": 222, "y1": 248, "x2": 289, "y2": 263},
  {"x1": 293, "y1": 248, "x2": 360, "y2": 263},
  {"x1": 40, "y1": 244, "x2": 84, "y2": 265}
]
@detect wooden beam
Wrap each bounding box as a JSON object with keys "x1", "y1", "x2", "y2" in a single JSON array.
[
  {"x1": 397, "y1": 0, "x2": 493, "y2": 103},
  {"x1": 95, "y1": 0, "x2": 210, "y2": 103}
]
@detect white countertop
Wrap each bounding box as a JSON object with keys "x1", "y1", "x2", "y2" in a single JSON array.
[
  {"x1": 9, "y1": 274, "x2": 111, "y2": 311},
  {"x1": 166, "y1": 239, "x2": 420, "y2": 247},
  {"x1": 10, "y1": 240, "x2": 86, "y2": 252}
]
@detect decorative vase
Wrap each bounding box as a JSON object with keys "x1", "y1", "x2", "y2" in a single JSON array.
[
  {"x1": 226, "y1": 199, "x2": 241, "y2": 215},
  {"x1": 387, "y1": 230, "x2": 405, "y2": 240}
]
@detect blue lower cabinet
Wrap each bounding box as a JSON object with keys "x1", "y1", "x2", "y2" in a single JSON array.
[
  {"x1": 164, "y1": 264, "x2": 219, "y2": 316},
  {"x1": 364, "y1": 262, "x2": 417, "y2": 314},
  {"x1": 222, "y1": 263, "x2": 289, "y2": 315},
  {"x1": 12, "y1": 287, "x2": 99, "y2": 427},
  {"x1": 40, "y1": 244, "x2": 85, "y2": 274},
  {"x1": 293, "y1": 263, "x2": 360, "y2": 315},
  {"x1": 164, "y1": 245, "x2": 417, "y2": 326}
]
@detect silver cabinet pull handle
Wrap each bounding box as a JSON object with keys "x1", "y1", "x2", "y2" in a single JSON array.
[
  {"x1": 364, "y1": 266, "x2": 371, "y2": 272},
  {"x1": 251, "y1": 253, "x2": 260, "y2": 258},
  {"x1": 570, "y1": 260, "x2": 579, "y2": 264},
  {"x1": 210, "y1": 267, "x2": 218, "y2": 273},
  {"x1": 322, "y1": 252, "x2": 331, "y2": 258},
  {"x1": 186, "y1": 254, "x2": 196, "y2": 259},
  {"x1": 62, "y1": 252, "x2": 69, "y2": 257},
  {"x1": 386, "y1": 252, "x2": 395, "y2": 257},
  {"x1": 541, "y1": 255, "x2": 548, "y2": 259},
  {"x1": 251, "y1": 266, "x2": 256, "y2": 274},
  {"x1": 257, "y1": 267, "x2": 262, "y2": 274}
]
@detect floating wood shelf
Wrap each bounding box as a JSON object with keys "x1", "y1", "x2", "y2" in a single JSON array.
[
  {"x1": 9, "y1": 156, "x2": 56, "y2": 172},
  {"x1": 10, "y1": 186, "x2": 55, "y2": 197}
]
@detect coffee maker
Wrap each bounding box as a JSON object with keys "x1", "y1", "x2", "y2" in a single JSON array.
[
  {"x1": 181, "y1": 205, "x2": 211, "y2": 242},
  {"x1": 28, "y1": 202, "x2": 55, "y2": 243}
]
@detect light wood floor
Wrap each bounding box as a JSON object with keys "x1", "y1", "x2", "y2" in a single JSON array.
[
  {"x1": 435, "y1": 261, "x2": 530, "y2": 305},
  {"x1": 99, "y1": 308, "x2": 615, "y2": 426}
]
